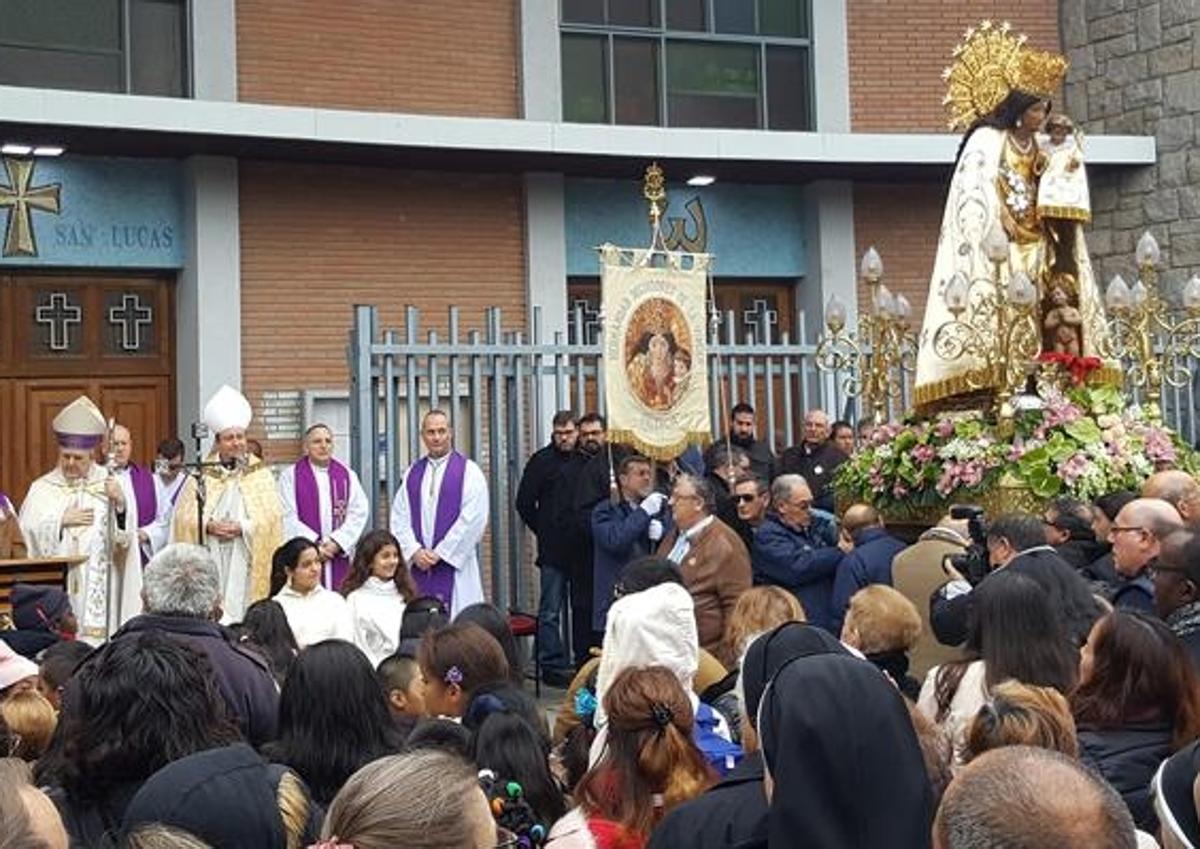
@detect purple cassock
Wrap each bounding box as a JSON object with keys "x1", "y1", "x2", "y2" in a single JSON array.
[
  {"x1": 293, "y1": 456, "x2": 353, "y2": 590},
  {"x1": 126, "y1": 464, "x2": 158, "y2": 566},
  {"x1": 405, "y1": 452, "x2": 467, "y2": 610}
]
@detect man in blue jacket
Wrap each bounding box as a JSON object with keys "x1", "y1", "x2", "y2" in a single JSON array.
[
  {"x1": 830, "y1": 504, "x2": 907, "y2": 636},
  {"x1": 751, "y1": 474, "x2": 843, "y2": 633},
  {"x1": 590, "y1": 453, "x2": 669, "y2": 632}
]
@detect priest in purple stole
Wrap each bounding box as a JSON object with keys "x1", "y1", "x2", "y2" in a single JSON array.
[
  {"x1": 278, "y1": 424, "x2": 370, "y2": 590},
  {"x1": 108, "y1": 425, "x2": 165, "y2": 564},
  {"x1": 389, "y1": 410, "x2": 489, "y2": 617}
]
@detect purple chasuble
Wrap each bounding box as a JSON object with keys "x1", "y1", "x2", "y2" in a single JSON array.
[
  {"x1": 128, "y1": 464, "x2": 158, "y2": 565},
  {"x1": 405, "y1": 452, "x2": 467, "y2": 610},
  {"x1": 294, "y1": 456, "x2": 353, "y2": 590}
]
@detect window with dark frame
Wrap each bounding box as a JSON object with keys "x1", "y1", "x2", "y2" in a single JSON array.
[
  {"x1": 0, "y1": 0, "x2": 189, "y2": 97},
  {"x1": 561, "y1": 0, "x2": 812, "y2": 131}
]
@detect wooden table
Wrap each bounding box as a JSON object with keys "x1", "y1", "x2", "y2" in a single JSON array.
[{"x1": 0, "y1": 556, "x2": 84, "y2": 614}]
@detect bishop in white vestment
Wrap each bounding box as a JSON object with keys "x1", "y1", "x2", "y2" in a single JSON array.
[
  {"x1": 172, "y1": 385, "x2": 283, "y2": 622},
  {"x1": 389, "y1": 410, "x2": 488, "y2": 618},
  {"x1": 19, "y1": 396, "x2": 142, "y2": 643},
  {"x1": 277, "y1": 424, "x2": 369, "y2": 590}
]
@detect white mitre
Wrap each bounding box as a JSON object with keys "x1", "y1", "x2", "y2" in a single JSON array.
[
  {"x1": 202, "y1": 384, "x2": 252, "y2": 434},
  {"x1": 52, "y1": 395, "x2": 107, "y2": 450}
]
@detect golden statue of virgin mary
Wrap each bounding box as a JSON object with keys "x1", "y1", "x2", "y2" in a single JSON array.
[{"x1": 913, "y1": 21, "x2": 1120, "y2": 412}]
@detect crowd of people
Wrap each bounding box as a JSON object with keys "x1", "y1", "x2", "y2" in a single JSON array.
[{"x1": 5, "y1": 396, "x2": 1200, "y2": 847}]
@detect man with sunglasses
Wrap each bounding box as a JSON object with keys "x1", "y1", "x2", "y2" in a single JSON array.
[
  {"x1": 1154, "y1": 530, "x2": 1200, "y2": 668},
  {"x1": 751, "y1": 474, "x2": 842, "y2": 633},
  {"x1": 1109, "y1": 497, "x2": 1184, "y2": 614}
]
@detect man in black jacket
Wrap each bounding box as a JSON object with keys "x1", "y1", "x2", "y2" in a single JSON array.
[
  {"x1": 111, "y1": 543, "x2": 279, "y2": 746},
  {"x1": 777, "y1": 409, "x2": 847, "y2": 513},
  {"x1": 931, "y1": 513, "x2": 1101, "y2": 648},
  {"x1": 1109, "y1": 497, "x2": 1183, "y2": 614},
  {"x1": 569, "y1": 412, "x2": 612, "y2": 665},
  {"x1": 703, "y1": 402, "x2": 775, "y2": 482},
  {"x1": 1154, "y1": 529, "x2": 1200, "y2": 668},
  {"x1": 516, "y1": 409, "x2": 579, "y2": 686}
]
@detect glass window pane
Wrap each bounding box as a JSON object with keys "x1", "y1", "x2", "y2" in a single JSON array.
[
  {"x1": 665, "y1": 0, "x2": 705, "y2": 31},
  {"x1": 714, "y1": 0, "x2": 754, "y2": 34},
  {"x1": 666, "y1": 41, "x2": 759, "y2": 129},
  {"x1": 0, "y1": 0, "x2": 121, "y2": 51},
  {"x1": 759, "y1": 0, "x2": 808, "y2": 38},
  {"x1": 608, "y1": 0, "x2": 658, "y2": 27},
  {"x1": 562, "y1": 0, "x2": 604, "y2": 24},
  {"x1": 614, "y1": 38, "x2": 659, "y2": 125},
  {"x1": 0, "y1": 45, "x2": 122, "y2": 92},
  {"x1": 130, "y1": 0, "x2": 187, "y2": 97},
  {"x1": 562, "y1": 34, "x2": 609, "y2": 123},
  {"x1": 766, "y1": 45, "x2": 809, "y2": 130}
]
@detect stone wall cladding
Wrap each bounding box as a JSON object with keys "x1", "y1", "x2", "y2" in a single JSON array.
[{"x1": 1062, "y1": 0, "x2": 1200, "y2": 291}]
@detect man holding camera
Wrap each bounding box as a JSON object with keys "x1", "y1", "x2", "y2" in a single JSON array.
[{"x1": 930, "y1": 512, "x2": 1100, "y2": 648}]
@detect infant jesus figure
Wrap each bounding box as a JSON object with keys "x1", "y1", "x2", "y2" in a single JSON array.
[{"x1": 1043, "y1": 272, "x2": 1084, "y2": 357}]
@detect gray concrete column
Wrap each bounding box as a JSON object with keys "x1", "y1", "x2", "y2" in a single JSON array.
[
  {"x1": 190, "y1": 0, "x2": 237, "y2": 101},
  {"x1": 177, "y1": 156, "x2": 241, "y2": 440},
  {"x1": 520, "y1": 0, "x2": 561, "y2": 121},
  {"x1": 524, "y1": 172, "x2": 569, "y2": 439},
  {"x1": 811, "y1": 0, "x2": 850, "y2": 132}
]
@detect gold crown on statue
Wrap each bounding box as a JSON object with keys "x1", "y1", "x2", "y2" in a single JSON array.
[{"x1": 942, "y1": 20, "x2": 1069, "y2": 131}]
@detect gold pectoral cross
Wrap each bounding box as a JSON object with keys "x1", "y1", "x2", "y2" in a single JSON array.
[{"x1": 0, "y1": 157, "x2": 62, "y2": 257}]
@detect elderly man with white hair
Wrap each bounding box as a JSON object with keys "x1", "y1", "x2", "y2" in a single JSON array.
[
  {"x1": 111, "y1": 542, "x2": 279, "y2": 745},
  {"x1": 172, "y1": 385, "x2": 283, "y2": 622}
]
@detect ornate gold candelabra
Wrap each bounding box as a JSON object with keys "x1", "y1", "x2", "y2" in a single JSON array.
[
  {"x1": 1104, "y1": 231, "x2": 1200, "y2": 424},
  {"x1": 815, "y1": 248, "x2": 918, "y2": 426},
  {"x1": 927, "y1": 226, "x2": 1039, "y2": 432}
]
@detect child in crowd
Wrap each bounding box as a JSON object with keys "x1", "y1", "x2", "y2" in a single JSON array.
[
  {"x1": 377, "y1": 652, "x2": 425, "y2": 738},
  {"x1": 271, "y1": 537, "x2": 353, "y2": 648},
  {"x1": 343, "y1": 529, "x2": 417, "y2": 667},
  {"x1": 417, "y1": 623, "x2": 511, "y2": 719}
]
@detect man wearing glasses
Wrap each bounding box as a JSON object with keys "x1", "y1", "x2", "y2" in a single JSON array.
[
  {"x1": 732, "y1": 474, "x2": 770, "y2": 530},
  {"x1": 751, "y1": 474, "x2": 842, "y2": 633},
  {"x1": 1109, "y1": 497, "x2": 1184, "y2": 614}
]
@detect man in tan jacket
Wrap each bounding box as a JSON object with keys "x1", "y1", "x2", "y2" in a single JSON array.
[
  {"x1": 659, "y1": 473, "x2": 751, "y2": 665},
  {"x1": 891, "y1": 515, "x2": 969, "y2": 680}
]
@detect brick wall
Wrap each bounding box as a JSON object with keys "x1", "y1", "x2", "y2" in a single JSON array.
[
  {"x1": 238, "y1": 161, "x2": 527, "y2": 459},
  {"x1": 237, "y1": 0, "x2": 520, "y2": 118},
  {"x1": 847, "y1": 0, "x2": 1061, "y2": 132},
  {"x1": 851, "y1": 182, "x2": 946, "y2": 322}
]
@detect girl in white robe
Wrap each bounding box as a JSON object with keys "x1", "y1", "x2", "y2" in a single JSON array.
[
  {"x1": 342, "y1": 530, "x2": 416, "y2": 668},
  {"x1": 272, "y1": 537, "x2": 353, "y2": 649}
]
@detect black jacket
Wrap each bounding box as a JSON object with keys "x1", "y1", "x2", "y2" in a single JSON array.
[
  {"x1": 1078, "y1": 723, "x2": 1173, "y2": 834},
  {"x1": 113, "y1": 614, "x2": 279, "y2": 746},
  {"x1": 48, "y1": 780, "x2": 143, "y2": 849},
  {"x1": 707, "y1": 472, "x2": 755, "y2": 554},
  {"x1": 516, "y1": 443, "x2": 583, "y2": 569},
  {"x1": 1055, "y1": 537, "x2": 1109, "y2": 572},
  {"x1": 1113, "y1": 569, "x2": 1156, "y2": 615},
  {"x1": 703, "y1": 438, "x2": 776, "y2": 482},
  {"x1": 777, "y1": 441, "x2": 847, "y2": 513},
  {"x1": 931, "y1": 548, "x2": 1100, "y2": 647},
  {"x1": 649, "y1": 751, "x2": 768, "y2": 849}
]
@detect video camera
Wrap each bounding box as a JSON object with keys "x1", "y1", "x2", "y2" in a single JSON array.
[{"x1": 944, "y1": 504, "x2": 991, "y2": 586}]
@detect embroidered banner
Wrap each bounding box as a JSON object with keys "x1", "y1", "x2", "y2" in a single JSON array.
[{"x1": 601, "y1": 244, "x2": 712, "y2": 460}]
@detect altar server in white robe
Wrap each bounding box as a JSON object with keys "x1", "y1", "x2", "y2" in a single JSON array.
[
  {"x1": 342, "y1": 529, "x2": 415, "y2": 667},
  {"x1": 272, "y1": 536, "x2": 354, "y2": 648},
  {"x1": 19, "y1": 396, "x2": 142, "y2": 643},
  {"x1": 151, "y1": 437, "x2": 188, "y2": 553},
  {"x1": 389, "y1": 409, "x2": 488, "y2": 618},
  {"x1": 172, "y1": 385, "x2": 283, "y2": 623},
  {"x1": 277, "y1": 424, "x2": 369, "y2": 591}
]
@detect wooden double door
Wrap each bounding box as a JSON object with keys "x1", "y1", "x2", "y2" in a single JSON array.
[{"x1": 0, "y1": 273, "x2": 174, "y2": 504}]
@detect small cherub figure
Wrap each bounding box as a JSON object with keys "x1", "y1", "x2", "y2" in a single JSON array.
[{"x1": 1043, "y1": 272, "x2": 1083, "y2": 357}]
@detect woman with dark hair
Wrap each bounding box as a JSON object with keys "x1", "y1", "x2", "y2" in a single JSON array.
[
  {"x1": 464, "y1": 682, "x2": 567, "y2": 830},
  {"x1": 261, "y1": 639, "x2": 402, "y2": 807},
  {"x1": 37, "y1": 631, "x2": 240, "y2": 846},
  {"x1": 548, "y1": 666, "x2": 713, "y2": 847},
  {"x1": 758, "y1": 653, "x2": 934, "y2": 848},
  {"x1": 343, "y1": 529, "x2": 417, "y2": 667},
  {"x1": 1072, "y1": 611, "x2": 1200, "y2": 831},
  {"x1": 912, "y1": 24, "x2": 1113, "y2": 411},
  {"x1": 454, "y1": 602, "x2": 524, "y2": 686},
  {"x1": 918, "y1": 569, "x2": 1079, "y2": 760},
  {"x1": 270, "y1": 537, "x2": 353, "y2": 648},
  {"x1": 417, "y1": 623, "x2": 510, "y2": 719},
  {"x1": 238, "y1": 599, "x2": 299, "y2": 685}
]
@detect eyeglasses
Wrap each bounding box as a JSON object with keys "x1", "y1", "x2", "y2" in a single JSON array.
[
  {"x1": 734, "y1": 493, "x2": 761, "y2": 504},
  {"x1": 1110, "y1": 525, "x2": 1147, "y2": 536}
]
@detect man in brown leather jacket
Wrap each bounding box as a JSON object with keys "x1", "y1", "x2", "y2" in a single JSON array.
[{"x1": 658, "y1": 474, "x2": 751, "y2": 665}]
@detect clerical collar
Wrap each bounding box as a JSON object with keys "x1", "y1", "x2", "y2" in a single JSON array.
[{"x1": 427, "y1": 453, "x2": 451, "y2": 466}]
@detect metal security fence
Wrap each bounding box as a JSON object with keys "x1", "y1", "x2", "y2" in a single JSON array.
[{"x1": 347, "y1": 303, "x2": 1200, "y2": 611}]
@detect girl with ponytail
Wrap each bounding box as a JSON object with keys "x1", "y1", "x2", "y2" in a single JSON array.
[{"x1": 547, "y1": 666, "x2": 713, "y2": 848}]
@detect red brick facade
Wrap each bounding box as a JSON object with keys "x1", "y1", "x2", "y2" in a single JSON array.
[
  {"x1": 847, "y1": 0, "x2": 1061, "y2": 133},
  {"x1": 238, "y1": 162, "x2": 527, "y2": 457},
  {"x1": 236, "y1": 0, "x2": 520, "y2": 118}
]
